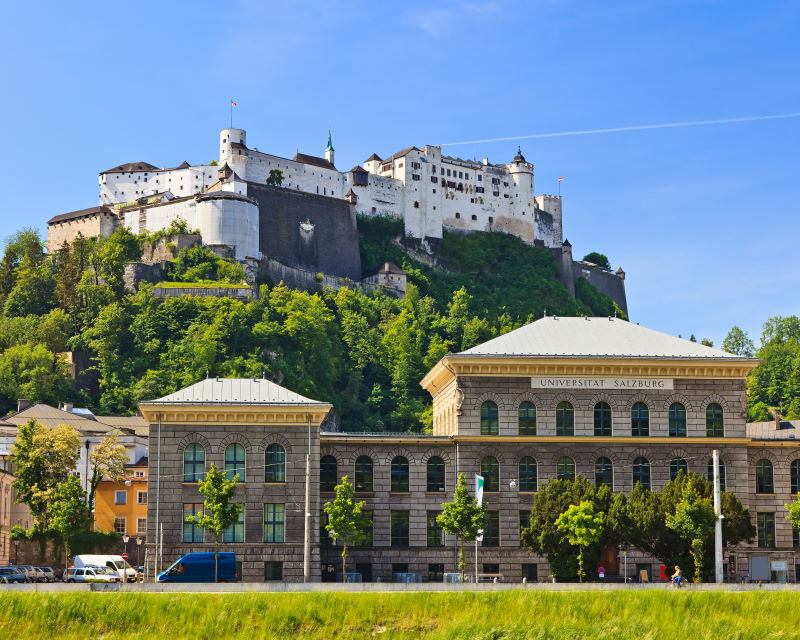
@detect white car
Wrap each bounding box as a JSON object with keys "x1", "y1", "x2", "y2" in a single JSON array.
[
  {"x1": 72, "y1": 555, "x2": 136, "y2": 582},
  {"x1": 64, "y1": 566, "x2": 120, "y2": 583}
]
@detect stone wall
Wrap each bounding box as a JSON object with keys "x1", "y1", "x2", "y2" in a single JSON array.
[
  {"x1": 573, "y1": 262, "x2": 628, "y2": 315},
  {"x1": 246, "y1": 183, "x2": 362, "y2": 280}
]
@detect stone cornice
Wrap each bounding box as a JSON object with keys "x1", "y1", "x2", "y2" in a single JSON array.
[
  {"x1": 137, "y1": 403, "x2": 331, "y2": 426},
  {"x1": 420, "y1": 356, "x2": 758, "y2": 395}
]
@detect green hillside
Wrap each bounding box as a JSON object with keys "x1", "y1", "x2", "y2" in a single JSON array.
[{"x1": 0, "y1": 223, "x2": 621, "y2": 431}]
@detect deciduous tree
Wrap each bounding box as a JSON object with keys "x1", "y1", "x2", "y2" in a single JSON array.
[
  {"x1": 555, "y1": 500, "x2": 605, "y2": 582},
  {"x1": 437, "y1": 473, "x2": 486, "y2": 581},
  {"x1": 323, "y1": 475, "x2": 371, "y2": 581}
]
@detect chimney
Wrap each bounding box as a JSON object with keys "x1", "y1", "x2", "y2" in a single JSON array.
[
  {"x1": 775, "y1": 408, "x2": 783, "y2": 431},
  {"x1": 59, "y1": 401, "x2": 74, "y2": 413},
  {"x1": 17, "y1": 399, "x2": 31, "y2": 412}
]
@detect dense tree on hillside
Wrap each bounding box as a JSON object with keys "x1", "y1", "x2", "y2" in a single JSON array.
[
  {"x1": 582, "y1": 252, "x2": 610, "y2": 269},
  {"x1": 722, "y1": 326, "x2": 755, "y2": 357}
]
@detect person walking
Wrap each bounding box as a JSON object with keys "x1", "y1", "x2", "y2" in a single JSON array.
[{"x1": 671, "y1": 565, "x2": 683, "y2": 588}]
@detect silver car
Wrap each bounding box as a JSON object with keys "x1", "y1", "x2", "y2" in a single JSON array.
[
  {"x1": 64, "y1": 566, "x2": 120, "y2": 583},
  {"x1": 36, "y1": 567, "x2": 56, "y2": 582}
]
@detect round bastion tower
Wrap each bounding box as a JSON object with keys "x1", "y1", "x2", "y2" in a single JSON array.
[
  {"x1": 507, "y1": 147, "x2": 534, "y2": 202},
  {"x1": 219, "y1": 128, "x2": 248, "y2": 176}
]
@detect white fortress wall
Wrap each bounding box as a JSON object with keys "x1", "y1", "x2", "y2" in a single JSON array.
[
  {"x1": 121, "y1": 198, "x2": 199, "y2": 235},
  {"x1": 195, "y1": 195, "x2": 260, "y2": 260},
  {"x1": 100, "y1": 165, "x2": 217, "y2": 205}
]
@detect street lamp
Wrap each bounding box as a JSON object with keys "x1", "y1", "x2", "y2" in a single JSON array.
[
  {"x1": 136, "y1": 537, "x2": 143, "y2": 575},
  {"x1": 122, "y1": 535, "x2": 130, "y2": 586}
]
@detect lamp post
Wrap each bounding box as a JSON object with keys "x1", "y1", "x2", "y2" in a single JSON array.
[
  {"x1": 84, "y1": 439, "x2": 91, "y2": 502},
  {"x1": 122, "y1": 535, "x2": 130, "y2": 587},
  {"x1": 136, "y1": 537, "x2": 143, "y2": 578}
]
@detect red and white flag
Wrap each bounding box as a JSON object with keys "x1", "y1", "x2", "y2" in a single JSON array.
[
  {"x1": 557, "y1": 177, "x2": 564, "y2": 182},
  {"x1": 231, "y1": 100, "x2": 237, "y2": 106}
]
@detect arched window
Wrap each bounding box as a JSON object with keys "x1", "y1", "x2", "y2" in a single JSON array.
[
  {"x1": 792, "y1": 460, "x2": 800, "y2": 495},
  {"x1": 594, "y1": 402, "x2": 612, "y2": 436},
  {"x1": 354, "y1": 455, "x2": 373, "y2": 492},
  {"x1": 755, "y1": 459, "x2": 774, "y2": 494},
  {"x1": 631, "y1": 402, "x2": 649, "y2": 437},
  {"x1": 427, "y1": 456, "x2": 445, "y2": 492},
  {"x1": 224, "y1": 443, "x2": 245, "y2": 481},
  {"x1": 519, "y1": 456, "x2": 537, "y2": 492},
  {"x1": 264, "y1": 444, "x2": 285, "y2": 483},
  {"x1": 595, "y1": 457, "x2": 613, "y2": 488},
  {"x1": 518, "y1": 402, "x2": 537, "y2": 435},
  {"x1": 633, "y1": 457, "x2": 651, "y2": 490},
  {"x1": 556, "y1": 456, "x2": 575, "y2": 482},
  {"x1": 391, "y1": 456, "x2": 410, "y2": 492},
  {"x1": 706, "y1": 403, "x2": 724, "y2": 437},
  {"x1": 481, "y1": 456, "x2": 499, "y2": 492},
  {"x1": 707, "y1": 458, "x2": 726, "y2": 492},
  {"x1": 556, "y1": 402, "x2": 574, "y2": 436},
  {"x1": 481, "y1": 401, "x2": 499, "y2": 435},
  {"x1": 183, "y1": 443, "x2": 205, "y2": 482},
  {"x1": 669, "y1": 458, "x2": 688, "y2": 481},
  {"x1": 669, "y1": 403, "x2": 687, "y2": 437},
  {"x1": 320, "y1": 455, "x2": 337, "y2": 491}
]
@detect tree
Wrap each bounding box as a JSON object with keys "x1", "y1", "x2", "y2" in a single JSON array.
[
  {"x1": 666, "y1": 486, "x2": 715, "y2": 583},
  {"x1": 323, "y1": 475, "x2": 371, "y2": 581},
  {"x1": 521, "y1": 476, "x2": 624, "y2": 581},
  {"x1": 581, "y1": 252, "x2": 610, "y2": 269},
  {"x1": 49, "y1": 475, "x2": 91, "y2": 565},
  {"x1": 266, "y1": 169, "x2": 284, "y2": 186},
  {"x1": 700, "y1": 338, "x2": 714, "y2": 347},
  {"x1": 784, "y1": 493, "x2": 800, "y2": 532},
  {"x1": 88, "y1": 434, "x2": 130, "y2": 510},
  {"x1": 437, "y1": 473, "x2": 486, "y2": 581},
  {"x1": 11, "y1": 420, "x2": 81, "y2": 530},
  {"x1": 184, "y1": 463, "x2": 243, "y2": 582},
  {"x1": 722, "y1": 326, "x2": 755, "y2": 357},
  {"x1": 0, "y1": 343, "x2": 74, "y2": 413},
  {"x1": 554, "y1": 500, "x2": 604, "y2": 582}
]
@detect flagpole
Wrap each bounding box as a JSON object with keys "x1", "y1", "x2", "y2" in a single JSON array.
[{"x1": 230, "y1": 100, "x2": 233, "y2": 129}]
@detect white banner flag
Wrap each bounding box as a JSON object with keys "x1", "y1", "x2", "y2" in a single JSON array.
[{"x1": 476, "y1": 475, "x2": 484, "y2": 542}]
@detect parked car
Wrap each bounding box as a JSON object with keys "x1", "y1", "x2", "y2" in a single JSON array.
[
  {"x1": 0, "y1": 567, "x2": 29, "y2": 583},
  {"x1": 37, "y1": 567, "x2": 56, "y2": 582},
  {"x1": 157, "y1": 552, "x2": 238, "y2": 583},
  {"x1": 9, "y1": 566, "x2": 43, "y2": 582},
  {"x1": 64, "y1": 566, "x2": 120, "y2": 583},
  {"x1": 72, "y1": 555, "x2": 136, "y2": 582}
]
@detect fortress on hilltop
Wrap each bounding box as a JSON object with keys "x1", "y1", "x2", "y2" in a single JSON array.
[{"x1": 46, "y1": 128, "x2": 626, "y2": 312}]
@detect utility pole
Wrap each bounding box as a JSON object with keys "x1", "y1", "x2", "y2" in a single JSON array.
[
  {"x1": 303, "y1": 414, "x2": 311, "y2": 582},
  {"x1": 713, "y1": 449, "x2": 724, "y2": 583}
]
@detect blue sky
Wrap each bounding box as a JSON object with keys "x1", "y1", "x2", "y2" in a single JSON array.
[{"x1": 1, "y1": 0, "x2": 798, "y2": 346}]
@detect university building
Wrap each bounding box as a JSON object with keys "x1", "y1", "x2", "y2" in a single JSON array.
[{"x1": 141, "y1": 316, "x2": 800, "y2": 582}]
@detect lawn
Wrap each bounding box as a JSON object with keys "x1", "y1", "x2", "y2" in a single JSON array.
[{"x1": 1, "y1": 591, "x2": 798, "y2": 639}]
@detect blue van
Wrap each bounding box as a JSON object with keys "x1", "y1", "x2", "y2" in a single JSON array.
[{"x1": 157, "y1": 552, "x2": 238, "y2": 583}]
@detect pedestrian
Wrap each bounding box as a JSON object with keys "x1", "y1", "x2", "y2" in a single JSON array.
[{"x1": 671, "y1": 565, "x2": 683, "y2": 588}]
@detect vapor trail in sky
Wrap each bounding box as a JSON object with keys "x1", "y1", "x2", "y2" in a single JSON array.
[{"x1": 440, "y1": 112, "x2": 800, "y2": 146}]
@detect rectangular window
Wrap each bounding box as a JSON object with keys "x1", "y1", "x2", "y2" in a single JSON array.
[
  {"x1": 428, "y1": 563, "x2": 444, "y2": 582},
  {"x1": 183, "y1": 503, "x2": 204, "y2": 543},
  {"x1": 136, "y1": 517, "x2": 147, "y2": 535},
  {"x1": 113, "y1": 517, "x2": 126, "y2": 534},
  {"x1": 519, "y1": 510, "x2": 530, "y2": 536},
  {"x1": 794, "y1": 527, "x2": 800, "y2": 549},
  {"x1": 320, "y1": 510, "x2": 333, "y2": 547},
  {"x1": 427, "y1": 511, "x2": 444, "y2": 547},
  {"x1": 476, "y1": 186, "x2": 484, "y2": 193},
  {"x1": 430, "y1": 176, "x2": 438, "y2": 183},
  {"x1": 137, "y1": 490, "x2": 147, "y2": 505},
  {"x1": 115, "y1": 490, "x2": 127, "y2": 505},
  {"x1": 223, "y1": 510, "x2": 245, "y2": 543},
  {"x1": 263, "y1": 504, "x2": 285, "y2": 543},
  {"x1": 757, "y1": 512, "x2": 776, "y2": 548},
  {"x1": 264, "y1": 561, "x2": 283, "y2": 581},
  {"x1": 391, "y1": 510, "x2": 410, "y2": 547},
  {"x1": 482, "y1": 511, "x2": 500, "y2": 547},
  {"x1": 412, "y1": 174, "x2": 420, "y2": 181}
]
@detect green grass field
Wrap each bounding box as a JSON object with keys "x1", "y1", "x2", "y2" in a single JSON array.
[{"x1": 1, "y1": 591, "x2": 799, "y2": 639}]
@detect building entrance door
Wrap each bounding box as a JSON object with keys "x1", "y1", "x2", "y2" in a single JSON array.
[
  {"x1": 599, "y1": 545, "x2": 619, "y2": 575},
  {"x1": 356, "y1": 563, "x2": 372, "y2": 583}
]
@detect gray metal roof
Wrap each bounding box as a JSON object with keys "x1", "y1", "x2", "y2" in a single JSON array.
[
  {"x1": 458, "y1": 316, "x2": 755, "y2": 360},
  {"x1": 140, "y1": 378, "x2": 332, "y2": 406}
]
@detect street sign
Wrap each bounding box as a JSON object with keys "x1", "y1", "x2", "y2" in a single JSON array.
[
  {"x1": 598, "y1": 566, "x2": 605, "y2": 578},
  {"x1": 121, "y1": 553, "x2": 129, "y2": 560}
]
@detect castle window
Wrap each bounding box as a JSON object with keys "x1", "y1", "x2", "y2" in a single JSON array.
[
  {"x1": 476, "y1": 187, "x2": 484, "y2": 193},
  {"x1": 477, "y1": 174, "x2": 482, "y2": 181},
  {"x1": 413, "y1": 201, "x2": 419, "y2": 208},
  {"x1": 412, "y1": 174, "x2": 420, "y2": 181},
  {"x1": 488, "y1": 216, "x2": 494, "y2": 224},
  {"x1": 455, "y1": 212, "x2": 461, "y2": 219},
  {"x1": 432, "y1": 189, "x2": 436, "y2": 194},
  {"x1": 430, "y1": 176, "x2": 438, "y2": 183},
  {"x1": 458, "y1": 171, "x2": 463, "y2": 178},
  {"x1": 493, "y1": 191, "x2": 500, "y2": 197},
  {"x1": 471, "y1": 214, "x2": 477, "y2": 221},
  {"x1": 447, "y1": 169, "x2": 451, "y2": 176}
]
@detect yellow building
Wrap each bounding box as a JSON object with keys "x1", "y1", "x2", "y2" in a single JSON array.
[{"x1": 94, "y1": 456, "x2": 148, "y2": 539}]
